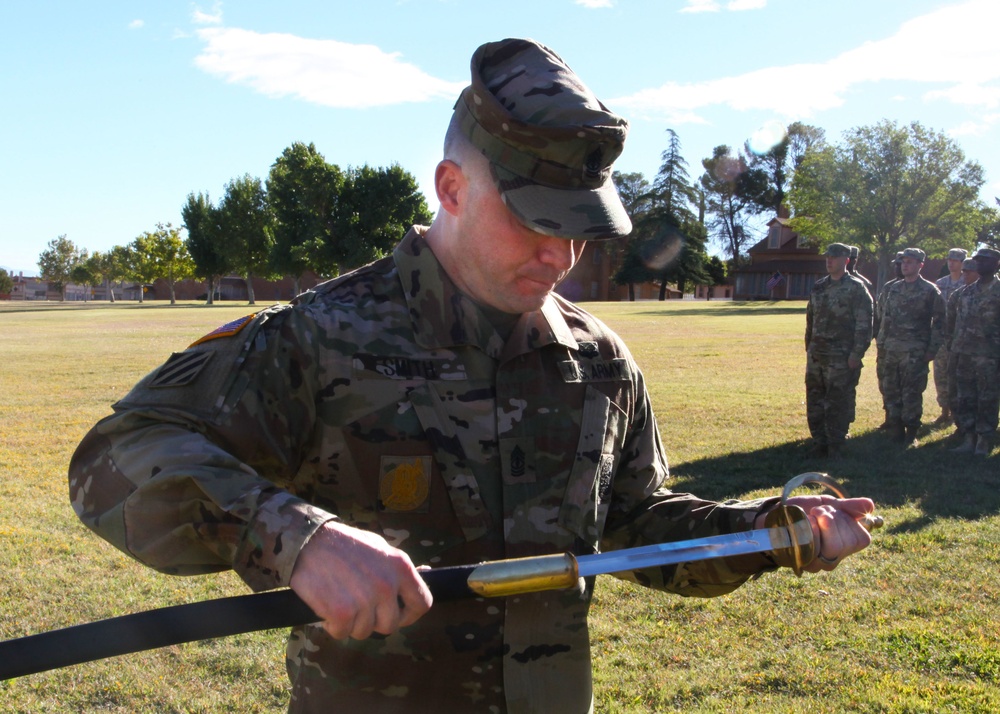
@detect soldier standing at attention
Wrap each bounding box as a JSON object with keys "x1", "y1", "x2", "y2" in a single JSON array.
[
  {"x1": 805, "y1": 243, "x2": 874, "y2": 458},
  {"x1": 848, "y1": 245, "x2": 874, "y2": 298},
  {"x1": 932, "y1": 248, "x2": 968, "y2": 425},
  {"x1": 66, "y1": 39, "x2": 873, "y2": 714},
  {"x1": 876, "y1": 248, "x2": 945, "y2": 446},
  {"x1": 873, "y1": 252, "x2": 904, "y2": 429},
  {"x1": 947, "y1": 248, "x2": 1000, "y2": 455}
]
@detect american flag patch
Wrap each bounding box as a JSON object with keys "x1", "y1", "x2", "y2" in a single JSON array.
[
  {"x1": 189, "y1": 314, "x2": 256, "y2": 348},
  {"x1": 150, "y1": 351, "x2": 214, "y2": 388}
]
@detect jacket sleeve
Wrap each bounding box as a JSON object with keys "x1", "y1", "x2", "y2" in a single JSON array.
[
  {"x1": 850, "y1": 284, "x2": 874, "y2": 362},
  {"x1": 68, "y1": 305, "x2": 339, "y2": 592}
]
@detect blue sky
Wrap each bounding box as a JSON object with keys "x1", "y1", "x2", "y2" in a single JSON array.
[{"x1": 2, "y1": 0, "x2": 998, "y2": 277}]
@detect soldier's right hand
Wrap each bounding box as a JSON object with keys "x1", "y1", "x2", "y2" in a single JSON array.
[{"x1": 289, "y1": 521, "x2": 433, "y2": 640}]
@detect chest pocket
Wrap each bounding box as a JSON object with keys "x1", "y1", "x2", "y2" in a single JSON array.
[{"x1": 558, "y1": 386, "x2": 627, "y2": 551}]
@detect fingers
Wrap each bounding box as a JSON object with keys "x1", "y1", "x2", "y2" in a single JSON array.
[{"x1": 290, "y1": 522, "x2": 433, "y2": 641}]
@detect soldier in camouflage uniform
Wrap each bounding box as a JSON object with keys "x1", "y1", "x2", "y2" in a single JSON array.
[
  {"x1": 873, "y1": 252, "x2": 904, "y2": 429},
  {"x1": 932, "y1": 248, "x2": 968, "y2": 425},
  {"x1": 848, "y1": 245, "x2": 874, "y2": 299},
  {"x1": 805, "y1": 243, "x2": 874, "y2": 458},
  {"x1": 876, "y1": 248, "x2": 945, "y2": 446},
  {"x1": 67, "y1": 39, "x2": 873, "y2": 714},
  {"x1": 947, "y1": 248, "x2": 1000, "y2": 455}
]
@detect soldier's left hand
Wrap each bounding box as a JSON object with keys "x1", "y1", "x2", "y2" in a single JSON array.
[{"x1": 783, "y1": 495, "x2": 875, "y2": 572}]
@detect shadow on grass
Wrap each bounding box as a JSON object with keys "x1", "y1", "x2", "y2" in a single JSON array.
[
  {"x1": 668, "y1": 425, "x2": 1000, "y2": 535},
  {"x1": 0, "y1": 302, "x2": 254, "y2": 314}
]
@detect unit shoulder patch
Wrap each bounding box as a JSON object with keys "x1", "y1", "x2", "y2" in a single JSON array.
[{"x1": 149, "y1": 351, "x2": 214, "y2": 388}]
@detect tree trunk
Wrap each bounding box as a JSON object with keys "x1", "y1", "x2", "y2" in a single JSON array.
[
  {"x1": 246, "y1": 273, "x2": 256, "y2": 305},
  {"x1": 206, "y1": 276, "x2": 216, "y2": 305},
  {"x1": 169, "y1": 283, "x2": 177, "y2": 305},
  {"x1": 628, "y1": 283, "x2": 635, "y2": 301}
]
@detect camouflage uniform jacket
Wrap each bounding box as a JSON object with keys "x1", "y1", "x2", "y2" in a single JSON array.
[
  {"x1": 805, "y1": 273, "x2": 873, "y2": 361},
  {"x1": 877, "y1": 276, "x2": 945, "y2": 354},
  {"x1": 947, "y1": 278, "x2": 1000, "y2": 358},
  {"x1": 935, "y1": 274, "x2": 964, "y2": 304},
  {"x1": 69, "y1": 227, "x2": 778, "y2": 714}
]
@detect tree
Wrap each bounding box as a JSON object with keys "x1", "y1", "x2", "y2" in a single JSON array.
[
  {"x1": 182, "y1": 192, "x2": 229, "y2": 304},
  {"x1": 700, "y1": 145, "x2": 769, "y2": 266},
  {"x1": 37, "y1": 235, "x2": 82, "y2": 301},
  {"x1": 148, "y1": 222, "x2": 196, "y2": 304},
  {"x1": 611, "y1": 171, "x2": 654, "y2": 301},
  {"x1": 219, "y1": 174, "x2": 276, "y2": 305},
  {"x1": 0, "y1": 268, "x2": 13, "y2": 297},
  {"x1": 333, "y1": 164, "x2": 433, "y2": 271},
  {"x1": 743, "y1": 122, "x2": 826, "y2": 215},
  {"x1": 977, "y1": 197, "x2": 1000, "y2": 251},
  {"x1": 267, "y1": 142, "x2": 345, "y2": 293},
  {"x1": 106, "y1": 245, "x2": 132, "y2": 302},
  {"x1": 82, "y1": 251, "x2": 119, "y2": 302},
  {"x1": 705, "y1": 255, "x2": 727, "y2": 285},
  {"x1": 789, "y1": 120, "x2": 986, "y2": 288},
  {"x1": 126, "y1": 232, "x2": 160, "y2": 304},
  {"x1": 69, "y1": 252, "x2": 97, "y2": 302}
]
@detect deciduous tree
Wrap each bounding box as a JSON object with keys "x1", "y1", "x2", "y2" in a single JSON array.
[
  {"x1": 219, "y1": 175, "x2": 276, "y2": 305},
  {"x1": 182, "y1": 192, "x2": 229, "y2": 304},
  {"x1": 790, "y1": 120, "x2": 986, "y2": 288},
  {"x1": 37, "y1": 235, "x2": 82, "y2": 301}
]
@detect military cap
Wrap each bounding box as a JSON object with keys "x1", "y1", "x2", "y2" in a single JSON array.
[
  {"x1": 962, "y1": 258, "x2": 979, "y2": 271},
  {"x1": 948, "y1": 248, "x2": 968, "y2": 261},
  {"x1": 849, "y1": 245, "x2": 860, "y2": 259},
  {"x1": 453, "y1": 38, "x2": 630, "y2": 240},
  {"x1": 974, "y1": 247, "x2": 1000, "y2": 261},
  {"x1": 901, "y1": 247, "x2": 926, "y2": 262},
  {"x1": 823, "y1": 243, "x2": 852, "y2": 257},
  {"x1": 892, "y1": 251, "x2": 904, "y2": 263}
]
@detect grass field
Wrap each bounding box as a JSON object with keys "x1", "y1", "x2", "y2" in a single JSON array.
[{"x1": 0, "y1": 299, "x2": 998, "y2": 713}]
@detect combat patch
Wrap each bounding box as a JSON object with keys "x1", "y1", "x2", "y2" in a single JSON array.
[
  {"x1": 557, "y1": 358, "x2": 631, "y2": 383},
  {"x1": 378, "y1": 455, "x2": 432, "y2": 513},
  {"x1": 189, "y1": 313, "x2": 257, "y2": 347},
  {"x1": 149, "y1": 350, "x2": 214, "y2": 388},
  {"x1": 353, "y1": 353, "x2": 467, "y2": 381}
]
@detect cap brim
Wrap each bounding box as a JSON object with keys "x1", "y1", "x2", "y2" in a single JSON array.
[{"x1": 491, "y1": 164, "x2": 632, "y2": 241}]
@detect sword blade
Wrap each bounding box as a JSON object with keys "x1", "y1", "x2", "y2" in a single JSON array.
[{"x1": 576, "y1": 526, "x2": 793, "y2": 578}]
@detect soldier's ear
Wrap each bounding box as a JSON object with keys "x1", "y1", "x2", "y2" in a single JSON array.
[{"x1": 435, "y1": 159, "x2": 465, "y2": 217}]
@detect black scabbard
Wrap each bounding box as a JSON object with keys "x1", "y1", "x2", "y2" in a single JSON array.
[{"x1": 0, "y1": 564, "x2": 480, "y2": 680}]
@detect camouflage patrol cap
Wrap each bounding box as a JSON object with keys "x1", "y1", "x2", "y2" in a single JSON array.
[
  {"x1": 962, "y1": 258, "x2": 979, "y2": 271},
  {"x1": 849, "y1": 245, "x2": 859, "y2": 259},
  {"x1": 948, "y1": 248, "x2": 968, "y2": 261},
  {"x1": 901, "y1": 247, "x2": 926, "y2": 262},
  {"x1": 823, "y1": 243, "x2": 852, "y2": 257},
  {"x1": 974, "y1": 247, "x2": 1000, "y2": 261},
  {"x1": 453, "y1": 38, "x2": 631, "y2": 240},
  {"x1": 893, "y1": 251, "x2": 904, "y2": 263}
]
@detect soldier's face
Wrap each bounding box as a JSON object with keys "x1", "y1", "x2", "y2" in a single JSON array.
[
  {"x1": 947, "y1": 258, "x2": 964, "y2": 274},
  {"x1": 453, "y1": 165, "x2": 585, "y2": 314},
  {"x1": 963, "y1": 269, "x2": 980, "y2": 284},
  {"x1": 900, "y1": 257, "x2": 922, "y2": 279},
  {"x1": 825, "y1": 256, "x2": 848, "y2": 276}
]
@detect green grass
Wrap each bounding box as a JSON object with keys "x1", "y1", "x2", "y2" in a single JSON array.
[{"x1": 1, "y1": 299, "x2": 998, "y2": 713}]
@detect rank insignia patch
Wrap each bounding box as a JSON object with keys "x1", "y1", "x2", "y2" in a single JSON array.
[
  {"x1": 189, "y1": 314, "x2": 256, "y2": 348},
  {"x1": 379, "y1": 456, "x2": 432, "y2": 513},
  {"x1": 150, "y1": 351, "x2": 214, "y2": 388}
]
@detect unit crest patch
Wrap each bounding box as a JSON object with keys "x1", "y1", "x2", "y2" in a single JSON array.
[{"x1": 379, "y1": 456, "x2": 432, "y2": 513}]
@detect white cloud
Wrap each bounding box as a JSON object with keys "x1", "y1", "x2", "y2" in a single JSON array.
[
  {"x1": 679, "y1": 0, "x2": 720, "y2": 13},
  {"x1": 192, "y1": 2, "x2": 224, "y2": 25},
  {"x1": 727, "y1": 0, "x2": 766, "y2": 10},
  {"x1": 128, "y1": 19, "x2": 144, "y2": 30},
  {"x1": 575, "y1": 0, "x2": 615, "y2": 7},
  {"x1": 615, "y1": 0, "x2": 1000, "y2": 124},
  {"x1": 194, "y1": 28, "x2": 466, "y2": 109}
]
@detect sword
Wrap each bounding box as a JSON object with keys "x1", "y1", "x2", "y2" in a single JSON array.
[{"x1": 0, "y1": 474, "x2": 880, "y2": 680}]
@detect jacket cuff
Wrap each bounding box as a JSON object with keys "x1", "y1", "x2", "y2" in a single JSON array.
[{"x1": 234, "y1": 491, "x2": 340, "y2": 592}]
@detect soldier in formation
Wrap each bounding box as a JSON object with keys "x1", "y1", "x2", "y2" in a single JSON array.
[
  {"x1": 67, "y1": 38, "x2": 873, "y2": 713},
  {"x1": 946, "y1": 248, "x2": 1000, "y2": 455},
  {"x1": 804, "y1": 243, "x2": 874, "y2": 458},
  {"x1": 875, "y1": 248, "x2": 945, "y2": 446},
  {"x1": 932, "y1": 248, "x2": 968, "y2": 424}
]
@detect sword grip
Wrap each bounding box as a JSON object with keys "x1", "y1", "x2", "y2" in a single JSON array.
[{"x1": 859, "y1": 513, "x2": 884, "y2": 531}]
